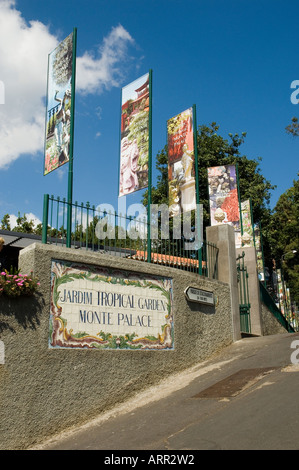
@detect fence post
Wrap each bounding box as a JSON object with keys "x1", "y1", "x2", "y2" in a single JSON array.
[{"x1": 42, "y1": 194, "x2": 49, "y2": 244}]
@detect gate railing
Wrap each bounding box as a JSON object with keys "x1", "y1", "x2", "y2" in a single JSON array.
[
  {"x1": 42, "y1": 194, "x2": 219, "y2": 280},
  {"x1": 236, "y1": 251, "x2": 251, "y2": 333}
]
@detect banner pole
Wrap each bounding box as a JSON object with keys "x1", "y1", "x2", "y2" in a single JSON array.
[
  {"x1": 66, "y1": 27, "x2": 77, "y2": 248},
  {"x1": 236, "y1": 163, "x2": 243, "y2": 244},
  {"x1": 249, "y1": 197, "x2": 256, "y2": 247},
  {"x1": 147, "y1": 69, "x2": 153, "y2": 263},
  {"x1": 192, "y1": 105, "x2": 202, "y2": 275},
  {"x1": 259, "y1": 221, "x2": 267, "y2": 287}
]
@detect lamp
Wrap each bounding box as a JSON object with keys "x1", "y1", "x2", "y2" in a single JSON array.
[{"x1": 281, "y1": 250, "x2": 297, "y2": 265}]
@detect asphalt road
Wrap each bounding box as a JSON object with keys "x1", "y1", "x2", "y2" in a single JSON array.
[{"x1": 33, "y1": 332, "x2": 299, "y2": 451}]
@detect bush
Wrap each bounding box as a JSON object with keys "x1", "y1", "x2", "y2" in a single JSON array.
[{"x1": 0, "y1": 270, "x2": 40, "y2": 297}]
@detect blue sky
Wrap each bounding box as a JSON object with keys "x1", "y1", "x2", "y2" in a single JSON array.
[{"x1": 0, "y1": 0, "x2": 298, "y2": 228}]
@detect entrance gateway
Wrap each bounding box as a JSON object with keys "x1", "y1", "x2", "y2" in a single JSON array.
[{"x1": 236, "y1": 252, "x2": 251, "y2": 334}]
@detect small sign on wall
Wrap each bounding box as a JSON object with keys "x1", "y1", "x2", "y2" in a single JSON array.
[
  {"x1": 184, "y1": 286, "x2": 214, "y2": 306},
  {"x1": 49, "y1": 260, "x2": 174, "y2": 350}
]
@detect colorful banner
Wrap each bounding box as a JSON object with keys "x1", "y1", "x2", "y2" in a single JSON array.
[
  {"x1": 241, "y1": 199, "x2": 254, "y2": 246},
  {"x1": 277, "y1": 269, "x2": 285, "y2": 314},
  {"x1": 254, "y1": 222, "x2": 265, "y2": 281},
  {"x1": 119, "y1": 73, "x2": 150, "y2": 197},
  {"x1": 44, "y1": 32, "x2": 75, "y2": 175},
  {"x1": 207, "y1": 165, "x2": 241, "y2": 247},
  {"x1": 167, "y1": 107, "x2": 196, "y2": 216}
]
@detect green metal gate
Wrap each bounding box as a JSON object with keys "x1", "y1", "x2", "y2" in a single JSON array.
[{"x1": 236, "y1": 252, "x2": 251, "y2": 333}]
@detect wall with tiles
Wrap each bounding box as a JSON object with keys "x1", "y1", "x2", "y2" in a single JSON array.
[{"x1": 0, "y1": 243, "x2": 233, "y2": 450}]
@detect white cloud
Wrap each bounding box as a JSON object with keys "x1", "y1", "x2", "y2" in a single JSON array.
[
  {"x1": 0, "y1": 0, "x2": 57, "y2": 169},
  {"x1": 76, "y1": 25, "x2": 134, "y2": 94},
  {"x1": 0, "y1": 1, "x2": 136, "y2": 170},
  {"x1": 9, "y1": 212, "x2": 42, "y2": 229}
]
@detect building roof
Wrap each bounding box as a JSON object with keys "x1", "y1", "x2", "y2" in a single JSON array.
[{"x1": 0, "y1": 230, "x2": 42, "y2": 249}]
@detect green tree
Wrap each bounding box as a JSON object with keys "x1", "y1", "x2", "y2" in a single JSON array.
[
  {"x1": 1, "y1": 214, "x2": 11, "y2": 231},
  {"x1": 143, "y1": 122, "x2": 275, "y2": 247},
  {"x1": 14, "y1": 212, "x2": 35, "y2": 233},
  {"x1": 269, "y1": 175, "x2": 299, "y2": 305},
  {"x1": 286, "y1": 117, "x2": 299, "y2": 137}
]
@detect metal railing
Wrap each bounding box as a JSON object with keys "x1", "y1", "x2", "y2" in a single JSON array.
[{"x1": 42, "y1": 194, "x2": 219, "y2": 279}]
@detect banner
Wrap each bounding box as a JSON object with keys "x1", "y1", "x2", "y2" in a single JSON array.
[
  {"x1": 119, "y1": 73, "x2": 150, "y2": 197},
  {"x1": 241, "y1": 199, "x2": 254, "y2": 246},
  {"x1": 167, "y1": 107, "x2": 196, "y2": 216},
  {"x1": 44, "y1": 32, "x2": 75, "y2": 175},
  {"x1": 277, "y1": 269, "x2": 285, "y2": 315},
  {"x1": 207, "y1": 165, "x2": 241, "y2": 247},
  {"x1": 254, "y1": 222, "x2": 265, "y2": 281}
]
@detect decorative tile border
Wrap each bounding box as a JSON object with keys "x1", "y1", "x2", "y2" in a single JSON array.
[{"x1": 49, "y1": 260, "x2": 174, "y2": 350}]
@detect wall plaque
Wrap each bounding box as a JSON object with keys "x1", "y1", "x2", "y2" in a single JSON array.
[
  {"x1": 49, "y1": 260, "x2": 174, "y2": 350},
  {"x1": 184, "y1": 286, "x2": 214, "y2": 305}
]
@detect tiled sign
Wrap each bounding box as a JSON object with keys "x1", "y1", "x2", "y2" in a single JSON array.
[{"x1": 49, "y1": 260, "x2": 174, "y2": 350}]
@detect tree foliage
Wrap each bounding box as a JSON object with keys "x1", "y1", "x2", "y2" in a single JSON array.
[
  {"x1": 286, "y1": 117, "x2": 299, "y2": 137},
  {"x1": 1, "y1": 213, "x2": 35, "y2": 234},
  {"x1": 143, "y1": 122, "x2": 275, "y2": 241},
  {"x1": 269, "y1": 175, "x2": 299, "y2": 304}
]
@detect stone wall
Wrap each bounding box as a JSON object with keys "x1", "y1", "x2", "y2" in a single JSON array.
[
  {"x1": 260, "y1": 301, "x2": 287, "y2": 336},
  {"x1": 0, "y1": 243, "x2": 233, "y2": 450}
]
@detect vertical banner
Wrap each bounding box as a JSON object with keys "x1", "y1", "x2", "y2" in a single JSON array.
[
  {"x1": 207, "y1": 165, "x2": 241, "y2": 247},
  {"x1": 167, "y1": 108, "x2": 196, "y2": 216},
  {"x1": 119, "y1": 72, "x2": 150, "y2": 197},
  {"x1": 286, "y1": 288, "x2": 292, "y2": 317},
  {"x1": 254, "y1": 222, "x2": 265, "y2": 282},
  {"x1": 44, "y1": 31, "x2": 75, "y2": 175},
  {"x1": 241, "y1": 199, "x2": 254, "y2": 246},
  {"x1": 277, "y1": 269, "x2": 285, "y2": 314}
]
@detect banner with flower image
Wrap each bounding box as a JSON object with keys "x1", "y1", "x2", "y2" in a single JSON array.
[
  {"x1": 167, "y1": 107, "x2": 196, "y2": 216},
  {"x1": 119, "y1": 73, "x2": 150, "y2": 196},
  {"x1": 207, "y1": 165, "x2": 241, "y2": 247},
  {"x1": 44, "y1": 32, "x2": 75, "y2": 175}
]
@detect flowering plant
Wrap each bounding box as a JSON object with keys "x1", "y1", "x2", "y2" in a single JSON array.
[{"x1": 0, "y1": 270, "x2": 40, "y2": 297}]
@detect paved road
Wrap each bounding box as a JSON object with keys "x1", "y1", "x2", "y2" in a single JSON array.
[{"x1": 33, "y1": 332, "x2": 299, "y2": 451}]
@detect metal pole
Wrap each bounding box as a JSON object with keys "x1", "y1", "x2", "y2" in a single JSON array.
[
  {"x1": 147, "y1": 69, "x2": 153, "y2": 263},
  {"x1": 259, "y1": 221, "x2": 267, "y2": 287},
  {"x1": 42, "y1": 194, "x2": 49, "y2": 244},
  {"x1": 192, "y1": 104, "x2": 202, "y2": 275},
  {"x1": 66, "y1": 27, "x2": 77, "y2": 248},
  {"x1": 236, "y1": 163, "x2": 243, "y2": 242},
  {"x1": 249, "y1": 197, "x2": 256, "y2": 247}
]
